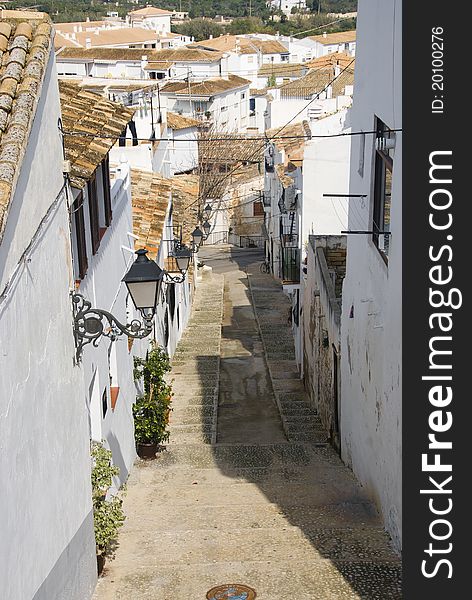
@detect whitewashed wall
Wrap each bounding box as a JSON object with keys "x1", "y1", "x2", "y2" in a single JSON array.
[
  {"x1": 73, "y1": 161, "x2": 146, "y2": 488},
  {"x1": 340, "y1": 0, "x2": 402, "y2": 550},
  {"x1": 0, "y1": 53, "x2": 96, "y2": 600}
]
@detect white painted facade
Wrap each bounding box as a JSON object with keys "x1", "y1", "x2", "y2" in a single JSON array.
[
  {"x1": 161, "y1": 84, "x2": 250, "y2": 133},
  {"x1": 70, "y1": 160, "x2": 147, "y2": 489},
  {"x1": 128, "y1": 12, "x2": 172, "y2": 35},
  {"x1": 340, "y1": 0, "x2": 402, "y2": 550},
  {"x1": 311, "y1": 37, "x2": 357, "y2": 58},
  {"x1": 268, "y1": 0, "x2": 307, "y2": 17},
  {"x1": 266, "y1": 87, "x2": 353, "y2": 129},
  {"x1": 0, "y1": 53, "x2": 96, "y2": 600}
]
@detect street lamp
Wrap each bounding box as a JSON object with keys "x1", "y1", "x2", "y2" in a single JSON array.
[
  {"x1": 203, "y1": 203, "x2": 212, "y2": 221},
  {"x1": 191, "y1": 226, "x2": 204, "y2": 248},
  {"x1": 72, "y1": 249, "x2": 163, "y2": 362},
  {"x1": 162, "y1": 244, "x2": 192, "y2": 283},
  {"x1": 202, "y1": 220, "x2": 211, "y2": 238}
]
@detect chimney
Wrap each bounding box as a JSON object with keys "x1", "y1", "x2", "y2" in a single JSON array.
[
  {"x1": 85, "y1": 37, "x2": 92, "y2": 49},
  {"x1": 323, "y1": 31, "x2": 327, "y2": 38},
  {"x1": 73, "y1": 25, "x2": 78, "y2": 32},
  {"x1": 209, "y1": 34, "x2": 213, "y2": 40}
]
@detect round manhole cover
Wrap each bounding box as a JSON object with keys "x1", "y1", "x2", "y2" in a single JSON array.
[{"x1": 206, "y1": 583, "x2": 256, "y2": 600}]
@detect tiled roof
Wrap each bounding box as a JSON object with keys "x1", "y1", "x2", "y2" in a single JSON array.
[
  {"x1": 279, "y1": 65, "x2": 354, "y2": 99},
  {"x1": 171, "y1": 174, "x2": 199, "y2": 246},
  {"x1": 54, "y1": 26, "x2": 157, "y2": 50},
  {"x1": 198, "y1": 132, "x2": 264, "y2": 164},
  {"x1": 145, "y1": 47, "x2": 223, "y2": 63},
  {"x1": 55, "y1": 20, "x2": 111, "y2": 34},
  {"x1": 59, "y1": 80, "x2": 135, "y2": 189},
  {"x1": 266, "y1": 121, "x2": 311, "y2": 161},
  {"x1": 131, "y1": 168, "x2": 171, "y2": 258},
  {"x1": 276, "y1": 163, "x2": 294, "y2": 188},
  {"x1": 160, "y1": 74, "x2": 250, "y2": 97},
  {"x1": 56, "y1": 47, "x2": 160, "y2": 61},
  {"x1": 143, "y1": 60, "x2": 174, "y2": 71},
  {"x1": 167, "y1": 111, "x2": 201, "y2": 130},
  {"x1": 72, "y1": 27, "x2": 157, "y2": 48},
  {"x1": 0, "y1": 11, "x2": 53, "y2": 239},
  {"x1": 309, "y1": 30, "x2": 356, "y2": 45},
  {"x1": 129, "y1": 7, "x2": 173, "y2": 16},
  {"x1": 305, "y1": 52, "x2": 354, "y2": 70},
  {"x1": 258, "y1": 62, "x2": 307, "y2": 78},
  {"x1": 197, "y1": 35, "x2": 288, "y2": 55},
  {"x1": 54, "y1": 31, "x2": 82, "y2": 49}
]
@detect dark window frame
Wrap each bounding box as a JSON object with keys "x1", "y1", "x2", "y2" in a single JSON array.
[
  {"x1": 253, "y1": 200, "x2": 264, "y2": 216},
  {"x1": 372, "y1": 117, "x2": 394, "y2": 263},
  {"x1": 88, "y1": 173, "x2": 100, "y2": 255},
  {"x1": 101, "y1": 155, "x2": 112, "y2": 227},
  {"x1": 73, "y1": 192, "x2": 88, "y2": 280}
]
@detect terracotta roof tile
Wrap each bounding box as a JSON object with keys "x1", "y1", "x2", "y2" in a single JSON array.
[
  {"x1": 59, "y1": 80, "x2": 135, "y2": 189},
  {"x1": 0, "y1": 11, "x2": 53, "y2": 240},
  {"x1": 161, "y1": 74, "x2": 250, "y2": 97},
  {"x1": 129, "y1": 7, "x2": 173, "y2": 16},
  {"x1": 197, "y1": 35, "x2": 288, "y2": 55},
  {"x1": 308, "y1": 30, "x2": 356, "y2": 45},
  {"x1": 279, "y1": 65, "x2": 354, "y2": 99},
  {"x1": 167, "y1": 111, "x2": 201, "y2": 130},
  {"x1": 131, "y1": 168, "x2": 171, "y2": 258}
]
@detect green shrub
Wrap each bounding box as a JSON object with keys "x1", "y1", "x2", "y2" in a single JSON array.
[
  {"x1": 133, "y1": 344, "x2": 173, "y2": 446},
  {"x1": 90, "y1": 442, "x2": 125, "y2": 557}
]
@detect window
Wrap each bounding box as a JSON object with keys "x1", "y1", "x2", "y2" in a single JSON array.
[
  {"x1": 253, "y1": 201, "x2": 264, "y2": 216},
  {"x1": 372, "y1": 117, "x2": 394, "y2": 261},
  {"x1": 101, "y1": 155, "x2": 112, "y2": 226},
  {"x1": 88, "y1": 174, "x2": 100, "y2": 254},
  {"x1": 72, "y1": 193, "x2": 88, "y2": 280}
]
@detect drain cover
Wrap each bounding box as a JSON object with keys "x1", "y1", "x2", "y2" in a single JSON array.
[{"x1": 206, "y1": 583, "x2": 257, "y2": 600}]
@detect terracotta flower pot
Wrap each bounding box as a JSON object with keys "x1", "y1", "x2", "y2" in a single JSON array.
[{"x1": 137, "y1": 442, "x2": 159, "y2": 459}]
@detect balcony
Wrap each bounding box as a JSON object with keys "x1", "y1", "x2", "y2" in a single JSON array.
[{"x1": 282, "y1": 247, "x2": 300, "y2": 284}]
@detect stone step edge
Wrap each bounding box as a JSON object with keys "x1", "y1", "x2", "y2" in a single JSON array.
[{"x1": 246, "y1": 271, "x2": 329, "y2": 445}]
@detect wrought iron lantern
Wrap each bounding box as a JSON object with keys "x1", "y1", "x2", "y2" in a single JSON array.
[
  {"x1": 203, "y1": 203, "x2": 212, "y2": 221},
  {"x1": 72, "y1": 249, "x2": 163, "y2": 362},
  {"x1": 202, "y1": 220, "x2": 211, "y2": 237},
  {"x1": 191, "y1": 226, "x2": 204, "y2": 248}
]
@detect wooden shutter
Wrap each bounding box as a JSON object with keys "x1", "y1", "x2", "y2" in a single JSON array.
[
  {"x1": 102, "y1": 155, "x2": 112, "y2": 226},
  {"x1": 88, "y1": 173, "x2": 100, "y2": 254},
  {"x1": 73, "y1": 193, "x2": 88, "y2": 279}
]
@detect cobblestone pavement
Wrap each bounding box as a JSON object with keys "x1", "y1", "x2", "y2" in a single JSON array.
[{"x1": 93, "y1": 248, "x2": 402, "y2": 600}]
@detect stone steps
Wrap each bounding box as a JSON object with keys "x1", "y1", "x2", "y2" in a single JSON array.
[
  {"x1": 166, "y1": 272, "x2": 224, "y2": 445},
  {"x1": 247, "y1": 269, "x2": 329, "y2": 444}
]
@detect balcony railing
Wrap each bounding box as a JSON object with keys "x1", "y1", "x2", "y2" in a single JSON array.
[
  {"x1": 262, "y1": 190, "x2": 271, "y2": 207},
  {"x1": 281, "y1": 232, "x2": 298, "y2": 248},
  {"x1": 282, "y1": 247, "x2": 300, "y2": 283}
]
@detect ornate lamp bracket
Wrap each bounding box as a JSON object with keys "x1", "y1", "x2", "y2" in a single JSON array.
[{"x1": 72, "y1": 293, "x2": 153, "y2": 363}]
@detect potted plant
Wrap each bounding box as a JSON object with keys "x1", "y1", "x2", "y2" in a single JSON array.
[
  {"x1": 90, "y1": 442, "x2": 125, "y2": 575},
  {"x1": 133, "y1": 344, "x2": 173, "y2": 459}
]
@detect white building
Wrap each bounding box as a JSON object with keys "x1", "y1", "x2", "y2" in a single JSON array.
[
  {"x1": 263, "y1": 110, "x2": 351, "y2": 367},
  {"x1": 340, "y1": 0, "x2": 402, "y2": 550},
  {"x1": 127, "y1": 6, "x2": 172, "y2": 36},
  {"x1": 160, "y1": 75, "x2": 251, "y2": 133},
  {"x1": 266, "y1": 61, "x2": 354, "y2": 129},
  {"x1": 55, "y1": 25, "x2": 159, "y2": 50},
  {"x1": 195, "y1": 35, "x2": 290, "y2": 86},
  {"x1": 0, "y1": 13, "x2": 96, "y2": 600},
  {"x1": 308, "y1": 30, "x2": 357, "y2": 57},
  {"x1": 268, "y1": 0, "x2": 307, "y2": 17},
  {"x1": 59, "y1": 81, "x2": 146, "y2": 489}
]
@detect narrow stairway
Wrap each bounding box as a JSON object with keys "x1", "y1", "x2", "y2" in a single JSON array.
[{"x1": 93, "y1": 260, "x2": 401, "y2": 600}]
